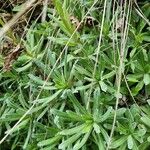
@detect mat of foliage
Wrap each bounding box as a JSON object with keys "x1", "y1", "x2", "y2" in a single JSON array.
[{"x1": 0, "y1": 0, "x2": 150, "y2": 149}]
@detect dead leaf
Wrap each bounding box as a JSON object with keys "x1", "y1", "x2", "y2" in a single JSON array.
[
  {"x1": 85, "y1": 16, "x2": 98, "y2": 27},
  {"x1": 116, "y1": 18, "x2": 124, "y2": 30},
  {"x1": 70, "y1": 16, "x2": 83, "y2": 30},
  {"x1": 3, "y1": 44, "x2": 23, "y2": 71}
]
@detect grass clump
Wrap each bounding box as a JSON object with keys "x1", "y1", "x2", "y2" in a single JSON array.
[{"x1": 0, "y1": 0, "x2": 150, "y2": 149}]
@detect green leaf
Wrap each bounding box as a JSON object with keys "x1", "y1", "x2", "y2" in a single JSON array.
[
  {"x1": 100, "y1": 107, "x2": 112, "y2": 122},
  {"x1": 127, "y1": 74, "x2": 142, "y2": 82},
  {"x1": 75, "y1": 65, "x2": 92, "y2": 77},
  {"x1": 118, "y1": 143, "x2": 127, "y2": 150},
  {"x1": 0, "y1": 112, "x2": 24, "y2": 122},
  {"x1": 138, "y1": 3, "x2": 150, "y2": 32},
  {"x1": 99, "y1": 81, "x2": 107, "y2": 92},
  {"x1": 141, "y1": 116, "x2": 150, "y2": 128},
  {"x1": 67, "y1": 90, "x2": 87, "y2": 114},
  {"x1": 59, "y1": 124, "x2": 86, "y2": 135},
  {"x1": 37, "y1": 135, "x2": 61, "y2": 147},
  {"x1": 93, "y1": 123, "x2": 100, "y2": 133},
  {"x1": 53, "y1": 0, "x2": 78, "y2": 41},
  {"x1": 12, "y1": 5, "x2": 23, "y2": 12},
  {"x1": 100, "y1": 125, "x2": 109, "y2": 142},
  {"x1": 130, "y1": 48, "x2": 137, "y2": 58},
  {"x1": 147, "y1": 136, "x2": 150, "y2": 142},
  {"x1": 101, "y1": 70, "x2": 116, "y2": 80},
  {"x1": 111, "y1": 136, "x2": 128, "y2": 148},
  {"x1": 5, "y1": 118, "x2": 30, "y2": 134},
  {"x1": 58, "y1": 133, "x2": 82, "y2": 149},
  {"x1": 132, "y1": 81, "x2": 144, "y2": 96},
  {"x1": 143, "y1": 74, "x2": 150, "y2": 85},
  {"x1": 127, "y1": 135, "x2": 133, "y2": 149},
  {"x1": 51, "y1": 109, "x2": 86, "y2": 122},
  {"x1": 28, "y1": 74, "x2": 52, "y2": 86},
  {"x1": 81, "y1": 123, "x2": 92, "y2": 133},
  {"x1": 73, "y1": 131, "x2": 91, "y2": 150},
  {"x1": 16, "y1": 62, "x2": 32, "y2": 72},
  {"x1": 34, "y1": 90, "x2": 62, "y2": 104},
  {"x1": 75, "y1": 83, "x2": 94, "y2": 91},
  {"x1": 48, "y1": 37, "x2": 77, "y2": 46},
  {"x1": 143, "y1": 35, "x2": 150, "y2": 42},
  {"x1": 142, "y1": 48, "x2": 148, "y2": 61},
  {"x1": 138, "y1": 141, "x2": 150, "y2": 150}
]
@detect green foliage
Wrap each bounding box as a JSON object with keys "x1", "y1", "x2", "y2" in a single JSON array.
[{"x1": 0, "y1": 0, "x2": 150, "y2": 149}]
